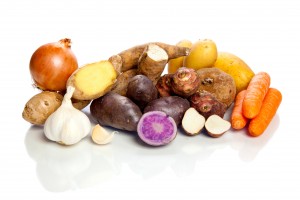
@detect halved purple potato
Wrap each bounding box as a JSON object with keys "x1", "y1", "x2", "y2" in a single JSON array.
[{"x1": 137, "y1": 111, "x2": 177, "y2": 146}]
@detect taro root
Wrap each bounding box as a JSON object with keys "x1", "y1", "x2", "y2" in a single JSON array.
[
  {"x1": 189, "y1": 91, "x2": 227, "y2": 119},
  {"x1": 171, "y1": 67, "x2": 200, "y2": 98},
  {"x1": 156, "y1": 73, "x2": 173, "y2": 97},
  {"x1": 182, "y1": 107, "x2": 206, "y2": 136},
  {"x1": 205, "y1": 115, "x2": 231, "y2": 138}
]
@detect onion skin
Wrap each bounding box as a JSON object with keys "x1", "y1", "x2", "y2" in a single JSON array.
[{"x1": 29, "y1": 38, "x2": 78, "y2": 91}]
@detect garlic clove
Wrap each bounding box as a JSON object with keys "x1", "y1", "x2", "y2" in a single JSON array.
[{"x1": 91, "y1": 124, "x2": 115, "y2": 145}]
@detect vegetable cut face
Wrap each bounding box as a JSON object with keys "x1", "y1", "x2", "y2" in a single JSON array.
[
  {"x1": 67, "y1": 60, "x2": 117, "y2": 100},
  {"x1": 137, "y1": 111, "x2": 177, "y2": 146}
]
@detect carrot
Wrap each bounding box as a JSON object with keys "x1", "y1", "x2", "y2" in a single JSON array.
[
  {"x1": 242, "y1": 72, "x2": 271, "y2": 119},
  {"x1": 248, "y1": 88, "x2": 282, "y2": 137},
  {"x1": 231, "y1": 90, "x2": 249, "y2": 130}
]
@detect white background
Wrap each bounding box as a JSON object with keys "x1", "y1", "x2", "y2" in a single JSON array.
[{"x1": 1, "y1": 0, "x2": 299, "y2": 199}]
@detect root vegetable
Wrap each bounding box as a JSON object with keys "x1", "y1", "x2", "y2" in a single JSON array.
[
  {"x1": 137, "y1": 111, "x2": 177, "y2": 146},
  {"x1": 126, "y1": 75, "x2": 158, "y2": 110},
  {"x1": 205, "y1": 115, "x2": 231, "y2": 138},
  {"x1": 183, "y1": 39, "x2": 218, "y2": 70},
  {"x1": 144, "y1": 96, "x2": 190, "y2": 126},
  {"x1": 110, "y1": 42, "x2": 190, "y2": 72},
  {"x1": 189, "y1": 91, "x2": 227, "y2": 119},
  {"x1": 197, "y1": 67, "x2": 236, "y2": 108},
  {"x1": 90, "y1": 92, "x2": 142, "y2": 131},
  {"x1": 168, "y1": 39, "x2": 193, "y2": 74},
  {"x1": 71, "y1": 98, "x2": 91, "y2": 110},
  {"x1": 111, "y1": 69, "x2": 137, "y2": 96},
  {"x1": 231, "y1": 90, "x2": 249, "y2": 130},
  {"x1": 67, "y1": 60, "x2": 118, "y2": 100},
  {"x1": 242, "y1": 72, "x2": 271, "y2": 119},
  {"x1": 91, "y1": 124, "x2": 115, "y2": 145},
  {"x1": 137, "y1": 44, "x2": 168, "y2": 84},
  {"x1": 213, "y1": 52, "x2": 255, "y2": 93},
  {"x1": 29, "y1": 38, "x2": 78, "y2": 91},
  {"x1": 171, "y1": 67, "x2": 200, "y2": 97},
  {"x1": 248, "y1": 88, "x2": 282, "y2": 137},
  {"x1": 182, "y1": 108, "x2": 205, "y2": 136},
  {"x1": 156, "y1": 74, "x2": 173, "y2": 97},
  {"x1": 22, "y1": 91, "x2": 63, "y2": 125}
]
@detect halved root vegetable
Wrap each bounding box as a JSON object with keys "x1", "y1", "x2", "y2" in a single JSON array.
[
  {"x1": 205, "y1": 115, "x2": 231, "y2": 138},
  {"x1": 138, "y1": 44, "x2": 168, "y2": 84},
  {"x1": 182, "y1": 108, "x2": 205, "y2": 136},
  {"x1": 137, "y1": 111, "x2": 177, "y2": 146},
  {"x1": 91, "y1": 124, "x2": 115, "y2": 145},
  {"x1": 67, "y1": 60, "x2": 118, "y2": 100},
  {"x1": 110, "y1": 42, "x2": 191, "y2": 72}
]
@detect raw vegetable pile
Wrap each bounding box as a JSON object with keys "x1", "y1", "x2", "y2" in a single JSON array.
[{"x1": 22, "y1": 38, "x2": 282, "y2": 146}]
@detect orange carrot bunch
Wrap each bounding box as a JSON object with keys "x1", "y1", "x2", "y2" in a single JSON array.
[{"x1": 231, "y1": 72, "x2": 282, "y2": 137}]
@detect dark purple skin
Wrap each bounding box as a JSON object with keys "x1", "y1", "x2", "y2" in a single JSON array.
[
  {"x1": 90, "y1": 92, "x2": 142, "y2": 132},
  {"x1": 137, "y1": 111, "x2": 177, "y2": 146},
  {"x1": 143, "y1": 96, "x2": 190, "y2": 125},
  {"x1": 126, "y1": 75, "x2": 158, "y2": 110}
]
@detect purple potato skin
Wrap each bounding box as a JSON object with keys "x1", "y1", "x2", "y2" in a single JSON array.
[
  {"x1": 143, "y1": 96, "x2": 190, "y2": 125},
  {"x1": 126, "y1": 75, "x2": 158, "y2": 110},
  {"x1": 137, "y1": 111, "x2": 177, "y2": 146},
  {"x1": 90, "y1": 92, "x2": 142, "y2": 131}
]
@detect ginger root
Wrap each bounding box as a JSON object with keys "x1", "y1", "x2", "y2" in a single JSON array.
[{"x1": 67, "y1": 60, "x2": 118, "y2": 100}]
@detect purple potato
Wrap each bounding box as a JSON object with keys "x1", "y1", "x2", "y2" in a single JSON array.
[
  {"x1": 137, "y1": 111, "x2": 177, "y2": 146},
  {"x1": 143, "y1": 96, "x2": 190, "y2": 125},
  {"x1": 90, "y1": 92, "x2": 142, "y2": 131}
]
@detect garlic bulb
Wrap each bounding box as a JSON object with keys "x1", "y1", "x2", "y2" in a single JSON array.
[{"x1": 44, "y1": 86, "x2": 91, "y2": 145}]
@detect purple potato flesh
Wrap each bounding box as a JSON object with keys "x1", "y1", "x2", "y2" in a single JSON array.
[{"x1": 137, "y1": 111, "x2": 177, "y2": 146}]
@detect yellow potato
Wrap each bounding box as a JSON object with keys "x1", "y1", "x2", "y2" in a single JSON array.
[
  {"x1": 167, "y1": 40, "x2": 192, "y2": 74},
  {"x1": 183, "y1": 39, "x2": 217, "y2": 70},
  {"x1": 213, "y1": 52, "x2": 255, "y2": 93}
]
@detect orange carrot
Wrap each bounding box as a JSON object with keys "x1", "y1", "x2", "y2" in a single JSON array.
[
  {"x1": 248, "y1": 88, "x2": 282, "y2": 137},
  {"x1": 231, "y1": 90, "x2": 249, "y2": 130},
  {"x1": 242, "y1": 72, "x2": 271, "y2": 119}
]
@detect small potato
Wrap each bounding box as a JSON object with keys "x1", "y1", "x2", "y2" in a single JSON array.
[
  {"x1": 90, "y1": 92, "x2": 142, "y2": 131},
  {"x1": 183, "y1": 39, "x2": 217, "y2": 70},
  {"x1": 197, "y1": 67, "x2": 236, "y2": 108},
  {"x1": 144, "y1": 96, "x2": 190, "y2": 125},
  {"x1": 126, "y1": 75, "x2": 158, "y2": 110},
  {"x1": 22, "y1": 91, "x2": 63, "y2": 125}
]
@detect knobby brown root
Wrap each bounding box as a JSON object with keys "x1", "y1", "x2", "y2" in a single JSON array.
[
  {"x1": 111, "y1": 68, "x2": 138, "y2": 96},
  {"x1": 109, "y1": 42, "x2": 190, "y2": 72},
  {"x1": 137, "y1": 44, "x2": 168, "y2": 85}
]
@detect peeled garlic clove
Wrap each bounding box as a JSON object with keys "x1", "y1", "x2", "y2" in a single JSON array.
[{"x1": 91, "y1": 124, "x2": 115, "y2": 145}]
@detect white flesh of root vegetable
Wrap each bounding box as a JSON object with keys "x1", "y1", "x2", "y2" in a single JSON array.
[
  {"x1": 91, "y1": 124, "x2": 115, "y2": 145},
  {"x1": 182, "y1": 107, "x2": 205, "y2": 136},
  {"x1": 205, "y1": 115, "x2": 231, "y2": 138}
]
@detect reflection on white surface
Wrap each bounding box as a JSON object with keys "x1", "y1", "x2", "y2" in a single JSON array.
[{"x1": 24, "y1": 115, "x2": 279, "y2": 192}]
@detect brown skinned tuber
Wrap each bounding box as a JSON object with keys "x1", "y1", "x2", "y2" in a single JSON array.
[
  {"x1": 156, "y1": 73, "x2": 173, "y2": 97},
  {"x1": 171, "y1": 67, "x2": 200, "y2": 98},
  {"x1": 189, "y1": 91, "x2": 227, "y2": 119}
]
